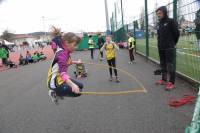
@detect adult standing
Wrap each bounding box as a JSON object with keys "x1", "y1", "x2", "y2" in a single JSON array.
[
  {"x1": 98, "y1": 34, "x2": 105, "y2": 61},
  {"x1": 156, "y1": 6, "x2": 180, "y2": 90},
  {"x1": 127, "y1": 33, "x2": 136, "y2": 64}
]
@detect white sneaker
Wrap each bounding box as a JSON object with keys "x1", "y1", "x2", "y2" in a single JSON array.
[
  {"x1": 128, "y1": 62, "x2": 133, "y2": 64},
  {"x1": 48, "y1": 90, "x2": 58, "y2": 105},
  {"x1": 116, "y1": 77, "x2": 120, "y2": 83}
]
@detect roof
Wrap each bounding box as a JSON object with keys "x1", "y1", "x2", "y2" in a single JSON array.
[
  {"x1": 13, "y1": 34, "x2": 37, "y2": 40},
  {"x1": 4, "y1": 40, "x2": 15, "y2": 45}
]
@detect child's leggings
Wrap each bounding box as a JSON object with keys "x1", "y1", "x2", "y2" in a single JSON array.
[
  {"x1": 55, "y1": 79, "x2": 83, "y2": 97},
  {"x1": 107, "y1": 58, "x2": 118, "y2": 77},
  {"x1": 90, "y1": 48, "x2": 94, "y2": 59},
  {"x1": 129, "y1": 48, "x2": 135, "y2": 62}
]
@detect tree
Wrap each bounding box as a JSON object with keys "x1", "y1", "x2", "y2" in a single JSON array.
[
  {"x1": 83, "y1": 32, "x2": 88, "y2": 37},
  {"x1": 0, "y1": 30, "x2": 14, "y2": 42},
  {"x1": 139, "y1": 7, "x2": 145, "y2": 30},
  {"x1": 134, "y1": 20, "x2": 139, "y2": 29},
  {"x1": 152, "y1": 2, "x2": 158, "y2": 28},
  {"x1": 140, "y1": 19, "x2": 145, "y2": 31},
  {"x1": 195, "y1": 9, "x2": 200, "y2": 40},
  {"x1": 179, "y1": 16, "x2": 186, "y2": 28}
]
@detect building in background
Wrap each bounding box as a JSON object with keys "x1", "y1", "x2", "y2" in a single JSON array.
[
  {"x1": 178, "y1": 0, "x2": 199, "y2": 23},
  {"x1": 12, "y1": 34, "x2": 38, "y2": 47}
]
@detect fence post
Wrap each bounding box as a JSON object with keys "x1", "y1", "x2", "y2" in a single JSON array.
[
  {"x1": 185, "y1": 87, "x2": 200, "y2": 133},
  {"x1": 120, "y1": 0, "x2": 124, "y2": 28},
  {"x1": 104, "y1": 0, "x2": 111, "y2": 35},
  {"x1": 173, "y1": 0, "x2": 178, "y2": 20},
  {"x1": 114, "y1": 2, "x2": 118, "y2": 30},
  {"x1": 133, "y1": 21, "x2": 137, "y2": 51},
  {"x1": 120, "y1": 0, "x2": 127, "y2": 42},
  {"x1": 145, "y1": 0, "x2": 149, "y2": 58}
]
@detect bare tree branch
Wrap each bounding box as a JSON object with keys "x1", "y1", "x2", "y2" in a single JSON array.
[{"x1": 0, "y1": 30, "x2": 14, "y2": 42}]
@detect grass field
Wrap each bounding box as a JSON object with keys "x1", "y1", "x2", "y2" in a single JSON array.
[{"x1": 136, "y1": 35, "x2": 200, "y2": 83}]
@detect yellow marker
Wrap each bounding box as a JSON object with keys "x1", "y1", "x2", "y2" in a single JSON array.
[{"x1": 79, "y1": 62, "x2": 147, "y2": 95}]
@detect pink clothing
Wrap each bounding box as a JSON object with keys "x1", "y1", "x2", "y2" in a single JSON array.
[
  {"x1": 61, "y1": 72, "x2": 70, "y2": 81},
  {"x1": 51, "y1": 41, "x2": 57, "y2": 49}
]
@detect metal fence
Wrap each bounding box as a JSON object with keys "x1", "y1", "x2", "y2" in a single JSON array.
[{"x1": 111, "y1": 0, "x2": 200, "y2": 84}]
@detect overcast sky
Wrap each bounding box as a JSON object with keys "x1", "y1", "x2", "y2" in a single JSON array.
[{"x1": 0, "y1": 0, "x2": 171, "y2": 34}]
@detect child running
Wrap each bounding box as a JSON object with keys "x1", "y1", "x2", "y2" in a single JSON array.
[
  {"x1": 47, "y1": 31, "x2": 83, "y2": 104},
  {"x1": 100, "y1": 36, "x2": 120, "y2": 83}
]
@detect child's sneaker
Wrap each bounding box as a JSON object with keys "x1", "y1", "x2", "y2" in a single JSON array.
[
  {"x1": 48, "y1": 90, "x2": 58, "y2": 105},
  {"x1": 116, "y1": 77, "x2": 120, "y2": 83},
  {"x1": 109, "y1": 77, "x2": 113, "y2": 82},
  {"x1": 132, "y1": 60, "x2": 136, "y2": 63},
  {"x1": 58, "y1": 96, "x2": 64, "y2": 100},
  {"x1": 128, "y1": 62, "x2": 133, "y2": 64},
  {"x1": 165, "y1": 82, "x2": 175, "y2": 91},
  {"x1": 156, "y1": 79, "x2": 167, "y2": 85}
]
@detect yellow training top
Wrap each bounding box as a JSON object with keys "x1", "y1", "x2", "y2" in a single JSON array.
[
  {"x1": 105, "y1": 43, "x2": 115, "y2": 60},
  {"x1": 128, "y1": 37, "x2": 135, "y2": 49}
]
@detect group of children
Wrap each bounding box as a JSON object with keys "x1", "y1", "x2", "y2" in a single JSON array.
[
  {"x1": 0, "y1": 41, "x2": 48, "y2": 69},
  {"x1": 47, "y1": 26, "x2": 128, "y2": 104},
  {"x1": 88, "y1": 35, "x2": 120, "y2": 82},
  {"x1": 88, "y1": 33, "x2": 136, "y2": 82},
  {"x1": 19, "y1": 51, "x2": 47, "y2": 65}
]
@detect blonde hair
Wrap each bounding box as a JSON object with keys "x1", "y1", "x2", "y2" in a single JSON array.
[
  {"x1": 50, "y1": 26, "x2": 61, "y2": 37},
  {"x1": 62, "y1": 32, "x2": 81, "y2": 45}
]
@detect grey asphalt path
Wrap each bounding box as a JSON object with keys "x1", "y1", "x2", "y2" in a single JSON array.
[{"x1": 0, "y1": 49, "x2": 196, "y2": 133}]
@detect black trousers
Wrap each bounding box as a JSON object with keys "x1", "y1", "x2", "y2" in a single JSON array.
[
  {"x1": 158, "y1": 48, "x2": 176, "y2": 84},
  {"x1": 55, "y1": 79, "x2": 83, "y2": 97},
  {"x1": 2, "y1": 58, "x2": 7, "y2": 65},
  {"x1": 90, "y1": 48, "x2": 94, "y2": 59},
  {"x1": 107, "y1": 58, "x2": 118, "y2": 77},
  {"x1": 129, "y1": 48, "x2": 135, "y2": 62},
  {"x1": 99, "y1": 45, "x2": 103, "y2": 58}
]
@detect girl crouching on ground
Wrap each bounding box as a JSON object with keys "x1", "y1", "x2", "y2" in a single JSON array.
[{"x1": 47, "y1": 32, "x2": 83, "y2": 104}]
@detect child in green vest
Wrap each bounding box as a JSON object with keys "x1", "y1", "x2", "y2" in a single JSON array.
[
  {"x1": 128, "y1": 33, "x2": 136, "y2": 64},
  {"x1": 0, "y1": 47, "x2": 8, "y2": 66},
  {"x1": 88, "y1": 35, "x2": 95, "y2": 60}
]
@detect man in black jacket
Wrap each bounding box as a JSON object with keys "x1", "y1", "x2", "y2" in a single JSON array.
[{"x1": 156, "y1": 6, "x2": 180, "y2": 90}]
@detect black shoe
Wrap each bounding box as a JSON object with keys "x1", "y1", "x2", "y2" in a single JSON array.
[{"x1": 48, "y1": 90, "x2": 58, "y2": 105}]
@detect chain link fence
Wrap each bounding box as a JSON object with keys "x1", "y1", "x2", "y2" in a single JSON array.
[{"x1": 111, "y1": 0, "x2": 200, "y2": 84}]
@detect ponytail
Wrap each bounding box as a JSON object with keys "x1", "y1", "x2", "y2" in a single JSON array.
[{"x1": 50, "y1": 26, "x2": 61, "y2": 37}]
